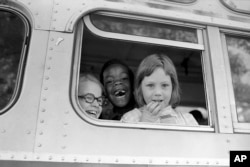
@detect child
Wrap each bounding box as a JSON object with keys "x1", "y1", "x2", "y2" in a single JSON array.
[
  {"x1": 121, "y1": 53, "x2": 198, "y2": 126},
  {"x1": 78, "y1": 73, "x2": 105, "y2": 119},
  {"x1": 100, "y1": 59, "x2": 136, "y2": 120}
]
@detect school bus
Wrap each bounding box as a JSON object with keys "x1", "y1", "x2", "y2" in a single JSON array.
[{"x1": 0, "y1": 0, "x2": 250, "y2": 166}]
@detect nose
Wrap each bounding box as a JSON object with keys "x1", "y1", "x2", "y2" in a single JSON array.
[
  {"x1": 154, "y1": 86, "x2": 162, "y2": 96},
  {"x1": 91, "y1": 99, "x2": 100, "y2": 107},
  {"x1": 114, "y1": 79, "x2": 122, "y2": 86}
]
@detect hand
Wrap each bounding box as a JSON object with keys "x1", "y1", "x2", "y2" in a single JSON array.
[
  {"x1": 140, "y1": 101, "x2": 161, "y2": 122},
  {"x1": 121, "y1": 108, "x2": 141, "y2": 123}
]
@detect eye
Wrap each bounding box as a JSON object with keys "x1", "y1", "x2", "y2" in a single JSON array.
[
  {"x1": 122, "y1": 76, "x2": 128, "y2": 81},
  {"x1": 161, "y1": 83, "x2": 170, "y2": 89},
  {"x1": 105, "y1": 79, "x2": 113, "y2": 85},
  {"x1": 146, "y1": 83, "x2": 154, "y2": 88}
]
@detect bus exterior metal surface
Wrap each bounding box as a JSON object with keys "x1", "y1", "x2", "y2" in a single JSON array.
[{"x1": 1, "y1": 0, "x2": 250, "y2": 167}]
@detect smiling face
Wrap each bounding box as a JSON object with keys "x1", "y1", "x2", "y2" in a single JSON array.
[
  {"x1": 141, "y1": 67, "x2": 173, "y2": 110},
  {"x1": 78, "y1": 80, "x2": 102, "y2": 118},
  {"x1": 103, "y1": 64, "x2": 131, "y2": 107}
]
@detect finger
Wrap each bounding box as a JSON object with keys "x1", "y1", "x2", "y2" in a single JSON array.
[
  {"x1": 147, "y1": 101, "x2": 160, "y2": 114},
  {"x1": 151, "y1": 103, "x2": 161, "y2": 115}
]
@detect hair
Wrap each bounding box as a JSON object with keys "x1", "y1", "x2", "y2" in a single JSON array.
[
  {"x1": 134, "y1": 53, "x2": 180, "y2": 108},
  {"x1": 99, "y1": 59, "x2": 134, "y2": 91},
  {"x1": 79, "y1": 73, "x2": 105, "y2": 95}
]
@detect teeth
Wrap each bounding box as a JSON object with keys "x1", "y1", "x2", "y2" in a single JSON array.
[{"x1": 114, "y1": 90, "x2": 126, "y2": 96}]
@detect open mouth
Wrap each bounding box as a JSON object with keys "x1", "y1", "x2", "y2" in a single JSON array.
[
  {"x1": 114, "y1": 90, "x2": 126, "y2": 97},
  {"x1": 152, "y1": 100, "x2": 163, "y2": 103},
  {"x1": 86, "y1": 110, "x2": 98, "y2": 117}
]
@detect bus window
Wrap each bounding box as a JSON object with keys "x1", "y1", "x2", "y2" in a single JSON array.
[
  {"x1": 220, "y1": 0, "x2": 250, "y2": 14},
  {"x1": 90, "y1": 13, "x2": 198, "y2": 43},
  {"x1": 0, "y1": 10, "x2": 27, "y2": 112},
  {"x1": 225, "y1": 35, "x2": 250, "y2": 123},
  {"x1": 76, "y1": 12, "x2": 210, "y2": 127}
]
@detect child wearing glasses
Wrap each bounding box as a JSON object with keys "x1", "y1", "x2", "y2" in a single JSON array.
[
  {"x1": 121, "y1": 54, "x2": 198, "y2": 126},
  {"x1": 78, "y1": 73, "x2": 105, "y2": 119}
]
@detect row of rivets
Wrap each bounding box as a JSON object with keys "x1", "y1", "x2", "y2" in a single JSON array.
[{"x1": 0, "y1": 154, "x2": 221, "y2": 165}]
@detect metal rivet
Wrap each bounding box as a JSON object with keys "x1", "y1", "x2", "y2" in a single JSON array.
[
  {"x1": 49, "y1": 57, "x2": 52, "y2": 60},
  {"x1": 132, "y1": 159, "x2": 135, "y2": 163},
  {"x1": 115, "y1": 159, "x2": 119, "y2": 163},
  {"x1": 37, "y1": 25, "x2": 41, "y2": 28},
  {"x1": 165, "y1": 160, "x2": 168, "y2": 164},
  {"x1": 41, "y1": 109, "x2": 46, "y2": 112},
  {"x1": 67, "y1": 8, "x2": 70, "y2": 11},
  {"x1": 26, "y1": 130, "x2": 31, "y2": 134},
  {"x1": 98, "y1": 158, "x2": 101, "y2": 162},
  {"x1": 11, "y1": 155, "x2": 14, "y2": 159},
  {"x1": 39, "y1": 131, "x2": 43, "y2": 135},
  {"x1": 61, "y1": 157, "x2": 65, "y2": 161},
  {"x1": 51, "y1": 38, "x2": 54, "y2": 41},
  {"x1": 64, "y1": 122, "x2": 68, "y2": 126},
  {"x1": 45, "y1": 76, "x2": 50, "y2": 80},
  {"x1": 40, "y1": 120, "x2": 44, "y2": 123},
  {"x1": 36, "y1": 156, "x2": 40, "y2": 160},
  {"x1": 74, "y1": 158, "x2": 77, "y2": 162},
  {"x1": 54, "y1": 11, "x2": 58, "y2": 13},
  {"x1": 86, "y1": 158, "x2": 89, "y2": 162},
  {"x1": 35, "y1": 12, "x2": 39, "y2": 15},
  {"x1": 2, "y1": 129, "x2": 6, "y2": 133},
  {"x1": 49, "y1": 156, "x2": 52, "y2": 160},
  {"x1": 176, "y1": 160, "x2": 179, "y2": 164},
  {"x1": 149, "y1": 159, "x2": 152, "y2": 163},
  {"x1": 49, "y1": 47, "x2": 53, "y2": 50},
  {"x1": 196, "y1": 161, "x2": 199, "y2": 164},
  {"x1": 63, "y1": 134, "x2": 67, "y2": 137},
  {"x1": 43, "y1": 98, "x2": 47, "y2": 101},
  {"x1": 61, "y1": 146, "x2": 66, "y2": 149},
  {"x1": 38, "y1": 144, "x2": 42, "y2": 147},
  {"x1": 24, "y1": 155, "x2": 27, "y2": 159}
]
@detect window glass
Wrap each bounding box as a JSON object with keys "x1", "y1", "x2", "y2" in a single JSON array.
[
  {"x1": 164, "y1": 0, "x2": 196, "y2": 3},
  {"x1": 0, "y1": 10, "x2": 26, "y2": 111},
  {"x1": 225, "y1": 35, "x2": 250, "y2": 123},
  {"x1": 77, "y1": 16, "x2": 209, "y2": 126},
  {"x1": 221, "y1": 0, "x2": 250, "y2": 14},
  {"x1": 90, "y1": 14, "x2": 198, "y2": 43}
]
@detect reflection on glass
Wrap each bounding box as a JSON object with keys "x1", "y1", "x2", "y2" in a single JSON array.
[
  {"x1": 221, "y1": 0, "x2": 250, "y2": 14},
  {"x1": 226, "y1": 35, "x2": 250, "y2": 123},
  {"x1": 165, "y1": 0, "x2": 196, "y2": 3},
  {"x1": 90, "y1": 14, "x2": 198, "y2": 43},
  {"x1": 0, "y1": 11, "x2": 25, "y2": 110}
]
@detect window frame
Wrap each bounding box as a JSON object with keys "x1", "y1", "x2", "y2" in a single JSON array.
[
  {"x1": 221, "y1": 29, "x2": 250, "y2": 133},
  {"x1": 0, "y1": 8, "x2": 30, "y2": 115},
  {"x1": 72, "y1": 11, "x2": 214, "y2": 132}
]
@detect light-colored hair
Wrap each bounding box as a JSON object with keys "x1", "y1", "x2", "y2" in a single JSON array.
[
  {"x1": 134, "y1": 53, "x2": 180, "y2": 107},
  {"x1": 79, "y1": 73, "x2": 105, "y2": 95}
]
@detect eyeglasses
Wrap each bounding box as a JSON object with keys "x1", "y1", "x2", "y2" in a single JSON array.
[{"x1": 78, "y1": 93, "x2": 105, "y2": 106}]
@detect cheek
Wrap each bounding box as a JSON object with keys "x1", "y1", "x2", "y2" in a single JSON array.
[
  {"x1": 141, "y1": 87, "x2": 151, "y2": 104},
  {"x1": 79, "y1": 100, "x2": 89, "y2": 110}
]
